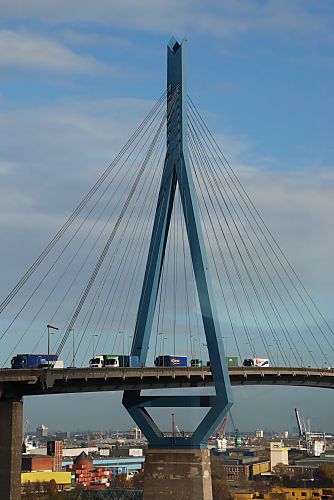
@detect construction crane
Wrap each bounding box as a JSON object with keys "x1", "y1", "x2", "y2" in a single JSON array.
[
  {"x1": 294, "y1": 408, "x2": 305, "y2": 439},
  {"x1": 218, "y1": 415, "x2": 228, "y2": 438},
  {"x1": 22, "y1": 419, "x2": 30, "y2": 453},
  {"x1": 295, "y1": 407, "x2": 311, "y2": 451},
  {"x1": 294, "y1": 408, "x2": 327, "y2": 455}
]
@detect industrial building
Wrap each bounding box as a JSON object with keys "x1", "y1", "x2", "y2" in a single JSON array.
[
  {"x1": 272, "y1": 487, "x2": 334, "y2": 499},
  {"x1": 22, "y1": 455, "x2": 54, "y2": 473},
  {"x1": 270, "y1": 442, "x2": 289, "y2": 470},
  {"x1": 214, "y1": 456, "x2": 270, "y2": 481},
  {"x1": 211, "y1": 447, "x2": 270, "y2": 481},
  {"x1": 296, "y1": 452, "x2": 334, "y2": 468},
  {"x1": 21, "y1": 471, "x2": 71, "y2": 492},
  {"x1": 36, "y1": 424, "x2": 48, "y2": 438}
]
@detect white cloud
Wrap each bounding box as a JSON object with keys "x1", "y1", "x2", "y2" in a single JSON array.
[
  {"x1": 0, "y1": 0, "x2": 331, "y2": 42},
  {"x1": 0, "y1": 96, "x2": 333, "y2": 308},
  {"x1": 0, "y1": 96, "x2": 158, "y2": 271},
  {"x1": 0, "y1": 30, "x2": 107, "y2": 74},
  {"x1": 0, "y1": 161, "x2": 12, "y2": 175},
  {"x1": 60, "y1": 29, "x2": 135, "y2": 51}
]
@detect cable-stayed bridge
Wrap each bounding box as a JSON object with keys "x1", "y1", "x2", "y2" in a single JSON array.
[
  {"x1": 0, "y1": 37, "x2": 333, "y2": 499},
  {"x1": 1, "y1": 367, "x2": 334, "y2": 397}
]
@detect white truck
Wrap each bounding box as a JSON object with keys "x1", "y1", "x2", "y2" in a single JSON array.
[
  {"x1": 90, "y1": 355, "x2": 119, "y2": 368},
  {"x1": 89, "y1": 355, "x2": 140, "y2": 368}
]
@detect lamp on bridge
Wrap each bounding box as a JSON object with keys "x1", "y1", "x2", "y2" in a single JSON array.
[
  {"x1": 118, "y1": 331, "x2": 125, "y2": 356},
  {"x1": 222, "y1": 336, "x2": 228, "y2": 356},
  {"x1": 69, "y1": 328, "x2": 75, "y2": 368},
  {"x1": 158, "y1": 332, "x2": 168, "y2": 365},
  {"x1": 46, "y1": 324, "x2": 59, "y2": 367},
  {"x1": 245, "y1": 339, "x2": 256, "y2": 358},
  {"x1": 128, "y1": 335, "x2": 133, "y2": 356},
  {"x1": 191, "y1": 337, "x2": 198, "y2": 359},
  {"x1": 92, "y1": 334, "x2": 98, "y2": 358}
]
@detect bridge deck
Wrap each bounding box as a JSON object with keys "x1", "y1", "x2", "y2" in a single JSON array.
[{"x1": 0, "y1": 366, "x2": 333, "y2": 398}]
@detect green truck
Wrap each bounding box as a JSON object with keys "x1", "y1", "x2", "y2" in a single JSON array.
[
  {"x1": 226, "y1": 356, "x2": 238, "y2": 367},
  {"x1": 191, "y1": 356, "x2": 238, "y2": 367}
]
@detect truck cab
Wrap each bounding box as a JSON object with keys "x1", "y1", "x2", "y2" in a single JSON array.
[
  {"x1": 89, "y1": 355, "x2": 104, "y2": 368},
  {"x1": 11, "y1": 355, "x2": 27, "y2": 368},
  {"x1": 190, "y1": 359, "x2": 205, "y2": 367},
  {"x1": 104, "y1": 356, "x2": 119, "y2": 368}
]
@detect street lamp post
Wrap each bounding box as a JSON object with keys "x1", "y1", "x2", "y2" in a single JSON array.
[
  {"x1": 118, "y1": 331, "x2": 125, "y2": 355},
  {"x1": 267, "y1": 344, "x2": 272, "y2": 365},
  {"x1": 128, "y1": 335, "x2": 133, "y2": 356},
  {"x1": 47, "y1": 324, "x2": 59, "y2": 367},
  {"x1": 222, "y1": 336, "x2": 228, "y2": 355},
  {"x1": 192, "y1": 338, "x2": 198, "y2": 359},
  {"x1": 118, "y1": 332, "x2": 126, "y2": 366},
  {"x1": 158, "y1": 332, "x2": 167, "y2": 366},
  {"x1": 92, "y1": 335, "x2": 98, "y2": 358},
  {"x1": 162, "y1": 336, "x2": 167, "y2": 362},
  {"x1": 199, "y1": 341, "x2": 203, "y2": 364},
  {"x1": 245, "y1": 339, "x2": 256, "y2": 358},
  {"x1": 276, "y1": 342, "x2": 279, "y2": 367},
  {"x1": 47, "y1": 325, "x2": 50, "y2": 359},
  {"x1": 70, "y1": 329, "x2": 75, "y2": 368},
  {"x1": 251, "y1": 338, "x2": 256, "y2": 357}
]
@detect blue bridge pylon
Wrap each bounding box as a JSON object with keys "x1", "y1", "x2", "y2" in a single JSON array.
[{"x1": 122, "y1": 37, "x2": 233, "y2": 449}]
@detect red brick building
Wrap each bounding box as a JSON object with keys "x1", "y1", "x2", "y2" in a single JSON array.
[{"x1": 22, "y1": 455, "x2": 54, "y2": 472}]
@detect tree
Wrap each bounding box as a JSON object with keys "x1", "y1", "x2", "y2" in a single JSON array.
[
  {"x1": 272, "y1": 463, "x2": 289, "y2": 484},
  {"x1": 132, "y1": 472, "x2": 144, "y2": 488},
  {"x1": 109, "y1": 473, "x2": 131, "y2": 488},
  {"x1": 315, "y1": 463, "x2": 334, "y2": 485},
  {"x1": 47, "y1": 479, "x2": 59, "y2": 497},
  {"x1": 22, "y1": 481, "x2": 34, "y2": 500}
]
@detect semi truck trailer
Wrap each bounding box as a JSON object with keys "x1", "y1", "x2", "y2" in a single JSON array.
[
  {"x1": 11, "y1": 354, "x2": 63, "y2": 369},
  {"x1": 154, "y1": 355, "x2": 187, "y2": 367}
]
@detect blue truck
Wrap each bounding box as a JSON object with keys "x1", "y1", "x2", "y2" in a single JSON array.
[
  {"x1": 118, "y1": 355, "x2": 140, "y2": 368},
  {"x1": 11, "y1": 354, "x2": 62, "y2": 369},
  {"x1": 154, "y1": 355, "x2": 187, "y2": 367}
]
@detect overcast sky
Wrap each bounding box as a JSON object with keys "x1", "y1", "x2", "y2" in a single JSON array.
[{"x1": 1, "y1": 1, "x2": 334, "y2": 434}]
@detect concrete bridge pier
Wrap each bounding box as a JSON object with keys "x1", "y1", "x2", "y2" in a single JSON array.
[
  {"x1": 0, "y1": 397, "x2": 23, "y2": 500},
  {"x1": 143, "y1": 448, "x2": 213, "y2": 500}
]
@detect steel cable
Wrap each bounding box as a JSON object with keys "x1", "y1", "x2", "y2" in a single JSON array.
[
  {"x1": 56, "y1": 104, "x2": 170, "y2": 357},
  {"x1": 189, "y1": 97, "x2": 334, "y2": 362},
  {"x1": 0, "y1": 91, "x2": 167, "y2": 316}
]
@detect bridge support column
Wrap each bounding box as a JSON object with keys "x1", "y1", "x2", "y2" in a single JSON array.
[
  {"x1": 143, "y1": 448, "x2": 213, "y2": 500},
  {"x1": 0, "y1": 398, "x2": 23, "y2": 500}
]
